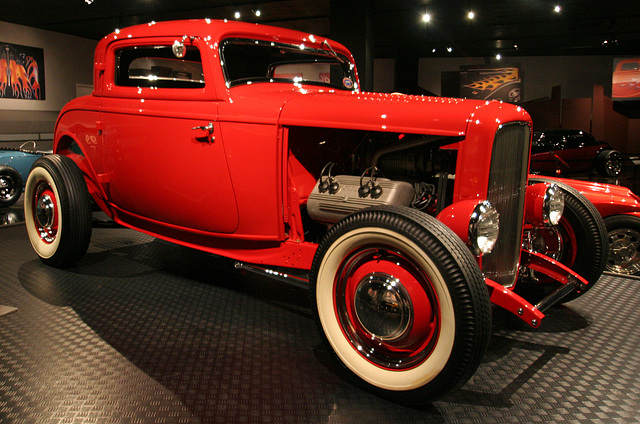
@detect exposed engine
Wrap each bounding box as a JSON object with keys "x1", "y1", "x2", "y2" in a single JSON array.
[
  {"x1": 305, "y1": 133, "x2": 458, "y2": 224},
  {"x1": 307, "y1": 172, "x2": 415, "y2": 223}
]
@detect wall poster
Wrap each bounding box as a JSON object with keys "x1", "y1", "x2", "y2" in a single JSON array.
[
  {"x1": 0, "y1": 42, "x2": 45, "y2": 100},
  {"x1": 459, "y1": 65, "x2": 522, "y2": 103},
  {"x1": 612, "y1": 57, "x2": 640, "y2": 101}
]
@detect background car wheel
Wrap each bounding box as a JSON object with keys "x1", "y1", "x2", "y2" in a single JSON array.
[
  {"x1": 0, "y1": 165, "x2": 24, "y2": 207},
  {"x1": 24, "y1": 155, "x2": 92, "y2": 267},
  {"x1": 523, "y1": 177, "x2": 608, "y2": 302},
  {"x1": 604, "y1": 215, "x2": 640, "y2": 276},
  {"x1": 310, "y1": 205, "x2": 491, "y2": 405},
  {"x1": 596, "y1": 149, "x2": 623, "y2": 177}
]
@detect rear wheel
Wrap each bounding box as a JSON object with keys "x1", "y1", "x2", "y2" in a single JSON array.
[
  {"x1": 604, "y1": 215, "x2": 640, "y2": 276},
  {"x1": 596, "y1": 150, "x2": 623, "y2": 177},
  {"x1": 310, "y1": 205, "x2": 491, "y2": 405},
  {"x1": 24, "y1": 155, "x2": 92, "y2": 267},
  {"x1": 0, "y1": 165, "x2": 23, "y2": 207}
]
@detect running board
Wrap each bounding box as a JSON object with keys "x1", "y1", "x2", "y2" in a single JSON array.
[{"x1": 234, "y1": 261, "x2": 310, "y2": 290}]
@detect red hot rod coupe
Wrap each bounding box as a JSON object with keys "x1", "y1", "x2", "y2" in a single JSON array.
[{"x1": 23, "y1": 20, "x2": 607, "y2": 404}]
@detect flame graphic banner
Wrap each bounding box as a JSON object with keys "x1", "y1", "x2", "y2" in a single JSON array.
[{"x1": 1, "y1": 42, "x2": 45, "y2": 100}]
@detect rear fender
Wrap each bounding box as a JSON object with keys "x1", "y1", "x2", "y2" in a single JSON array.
[{"x1": 55, "y1": 133, "x2": 112, "y2": 216}]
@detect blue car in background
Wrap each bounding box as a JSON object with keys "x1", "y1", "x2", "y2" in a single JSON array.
[{"x1": 0, "y1": 141, "x2": 49, "y2": 207}]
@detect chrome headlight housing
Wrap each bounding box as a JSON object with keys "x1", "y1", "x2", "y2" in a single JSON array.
[
  {"x1": 543, "y1": 184, "x2": 564, "y2": 226},
  {"x1": 469, "y1": 200, "x2": 500, "y2": 255}
]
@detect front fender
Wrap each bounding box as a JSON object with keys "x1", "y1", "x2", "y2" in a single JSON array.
[{"x1": 538, "y1": 175, "x2": 640, "y2": 218}]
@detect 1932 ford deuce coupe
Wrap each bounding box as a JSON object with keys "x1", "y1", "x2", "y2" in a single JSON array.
[{"x1": 24, "y1": 20, "x2": 608, "y2": 404}]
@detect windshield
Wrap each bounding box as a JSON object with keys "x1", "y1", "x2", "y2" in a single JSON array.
[{"x1": 220, "y1": 38, "x2": 358, "y2": 91}]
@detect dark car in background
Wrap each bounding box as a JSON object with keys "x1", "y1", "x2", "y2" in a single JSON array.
[{"x1": 530, "y1": 129, "x2": 623, "y2": 178}]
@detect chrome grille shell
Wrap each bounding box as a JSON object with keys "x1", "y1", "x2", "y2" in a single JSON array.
[{"x1": 482, "y1": 123, "x2": 531, "y2": 287}]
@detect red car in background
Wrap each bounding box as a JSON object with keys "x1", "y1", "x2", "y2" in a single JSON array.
[{"x1": 530, "y1": 129, "x2": 623, "y2": 178}]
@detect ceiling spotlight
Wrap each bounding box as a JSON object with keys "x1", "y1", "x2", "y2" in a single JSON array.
[
  {"x1": 253, "y1": 9, "x2": 261, "y2": 17},
  {"x1": 447, "y1": 46, "x2": 453, "y2": 53},
  {"x1": 496, "y1": 53, "x2": 502, "y2": 60},
  {"x1": 234, "y1": 11, "x2": 241, "y2": 19},
  {"x1": 467, "y1": 11, "x2": 475, "y2": 20},
  {"x1": 554, "y1": 4, "x2": 561, "y2": 13},
  {"x1": 422, "y1": 12, "x2": 431, "y2": 23}
]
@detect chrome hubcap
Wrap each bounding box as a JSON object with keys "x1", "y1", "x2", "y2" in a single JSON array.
[
  {"x1": 354, "y1": 273, "x2": 413, "y2": 341},
  {"x1": 607, "y1": 228, "x2": 640, "y2": 275},
  {"x1": 36, "y1": 194, "x2": 55, "y2": 228},
  {"x1": 335, "y1": 247, "x2": 439, "y2": 369},
  {"x1": 33, "y1": 185, "x2": 57, "y2": 244},
  {"x1": 0, "y1": 176, "x2": 15, "y2": 199},
  {"x1": 605, "y1": 154, "x2": 623, "y2": 175}
]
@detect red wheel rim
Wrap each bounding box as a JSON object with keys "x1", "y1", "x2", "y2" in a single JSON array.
[
  {"x1": 334, "y1": 245, "x2": 440, "y2": 370},
  {"x1": 33, "y1": 182, "x2": 58, "y2": 244}
]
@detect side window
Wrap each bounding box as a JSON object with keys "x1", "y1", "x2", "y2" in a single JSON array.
[
  {"x1": 547, "y1": 134, "x2": 564, "y2": 150},
  {"x1": 564, "y1": 135, "x2": 583, "y2": 149},
  {"x1": 220, "y1": 38, "x2": 357, "y2": 91},
  {"x1": 115, "y1": 45, "x2": 205, "y2": 88}
]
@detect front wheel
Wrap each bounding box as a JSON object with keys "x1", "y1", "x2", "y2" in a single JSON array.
[
  {"x1": 24, "y1": 155, "x2": 92, "y2": 267},
  {"x1": 310, "y1": 205, "x2": 491, "y2": 405},
  {"x1": 523, "y1": 177, "x2": 608, "y2": 302}
]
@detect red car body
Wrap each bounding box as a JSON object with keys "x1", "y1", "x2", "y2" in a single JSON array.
[{"x1": 23, "y1": 20, "x2": 606, "y2": 403}]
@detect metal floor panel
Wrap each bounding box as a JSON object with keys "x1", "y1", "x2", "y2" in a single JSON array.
[{"x1": 1, "y1": 223, "x2": 640, "y2": 423}]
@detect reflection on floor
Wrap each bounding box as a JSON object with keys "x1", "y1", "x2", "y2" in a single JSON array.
[
  {"x1": 1, "y1": 197, "x2": 24, "y2": 226},
  {"x1": 1, "y1": 222, "x2": 640, "y2": 422}
]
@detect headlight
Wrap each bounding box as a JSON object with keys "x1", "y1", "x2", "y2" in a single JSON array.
[
  {"x1": 543, "y1": 184, "x2": 564, "y2": 225},
  {"x1": 526, "y1": 182, "x2": 565, "y2": 227},
  {"x1": 469, "y1": 201, "x2": 500, "y2": 255}
]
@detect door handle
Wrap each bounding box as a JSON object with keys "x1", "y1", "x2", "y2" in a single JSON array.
[{"x1": 192, "y1": 122, "x2": 215, "y2": 142}]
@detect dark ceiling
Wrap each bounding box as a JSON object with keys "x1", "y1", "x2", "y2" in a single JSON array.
[{"x1": 2, "y1": 0, "x2": 640, "y2": 58}]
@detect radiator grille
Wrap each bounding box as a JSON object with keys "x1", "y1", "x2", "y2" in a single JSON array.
[{"x1": 482, "y1": 123, "x2": 530, "y2": 287}]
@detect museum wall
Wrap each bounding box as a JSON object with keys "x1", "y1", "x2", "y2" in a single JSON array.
[
  {"x1": 374, "y1": 56, "x2": 639, "y2": 154},
  {"x1": 0, "y1": 21, "x2": 97, "y2": 138}
]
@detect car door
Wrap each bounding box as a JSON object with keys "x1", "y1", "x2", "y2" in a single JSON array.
[
  {"x1": 100, "y1": 38, "x2": 239, "y2": 234},
  {"x1": 557, "y1": 133, "x2": 596, "y2": 173}
]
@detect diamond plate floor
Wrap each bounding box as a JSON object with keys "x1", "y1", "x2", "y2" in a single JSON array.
[{"x1": 1, "y1": 223, "x2": 640, "y2": 423}]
